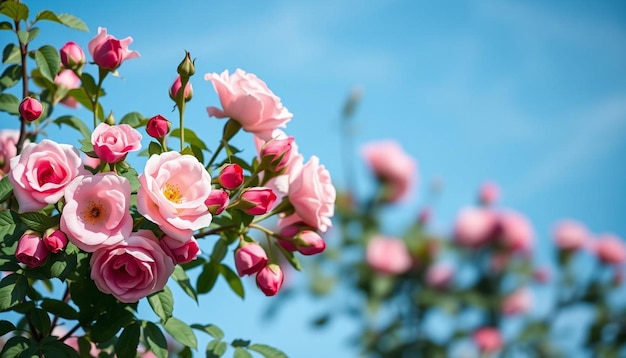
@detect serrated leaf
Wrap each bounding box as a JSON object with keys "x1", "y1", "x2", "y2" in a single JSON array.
[
  {"x1": 3, "y1": 43, "x2": 20, "y2": 64},
  {"x1": 0, "y1": 273, "x2": 27, "y2": 311},
  {"x1": 197, "y1": 263, "x2": 219, "y2": 294},
  {"x1": 0, "y1": 64, "x2": 22, "y2": 91},
  {"x1": 0, "y1": 1, "x2": 29, "y2": 22},
  {"x1": 210, "y1": 239, "x2": 228, "y2": 263},
  {"x1": 116, "y1": 322, "x2": 141, "y2": 358},
  {"x1": 0, "y1": 210, "x2": 17, "y2": 242},
  {"x1": 34, "y1": 45, "x2": 60, "y2": 82},
  {"x1": 0, "y1": 320, "x2": 16, "y2": 336},
  {"x1": 163, "y1": 317, "x2": 197, "y2": 349},
  {"x1": 56, "y1": 13, "x2": 88, "y2": 32},
  {"x1": 35, "y1": 10, "x2": 60, "y2": 23},
  {"x1": 219, "y1": 264, "x2": 244, "y2": 299},
  {"x1": 19, "y1": 211, "x2": 57, "y2": 232},
  {"x1": 191, "y1": 324, "x2": 224, "y2": 340},
  {"x1": 0, "y1": 176, "x2": 13, "y2": 202},
  {"x1": 17, "y1": 30, "x2": 28, "y2": 46},
  {"x1": 148, "y1": 286, "x2": 174, "y2": 322},
  {"x1": 248, "y1": 344, "x2": 288, "y2": 358},
  {"x1": 120, "y1": 111, "x2": 146, "y2": 128},
  {"x1": 53, "y1": 115, "x2": 91, "y2": 139},
  {"x1": 233, "y1": 347, "x2": 253, "y2": 358},
  {"x1": 27, "y1": 27, "x2": 40, "y2": 44},
  {"x1": 172, "y1": 265, "x2": 197, "y2": 302},
  {"x1": 144, "y1": 321, "x2": 168, "y2": 358},
  {"x1": 206, "y1": 340, "x2": 227, "y2": 358},
  {"x1": 0, "y1": 92, "x2": 19, "y2": 114}
]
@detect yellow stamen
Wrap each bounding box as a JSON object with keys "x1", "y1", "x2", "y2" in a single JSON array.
[{"x1": 163, "y1": 183, "x2": 183, "y2": 203}]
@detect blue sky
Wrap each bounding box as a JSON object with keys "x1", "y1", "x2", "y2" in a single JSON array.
[{"x1": 3, "y1": 0, "x2": 626, "y2": 356}]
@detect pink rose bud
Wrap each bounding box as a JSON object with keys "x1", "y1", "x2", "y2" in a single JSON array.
[
  {"x1": 256, "y1": 264, "x2": 284, "y2": 296},
  {"x1": 16, "y1": 231, "x2": 49, "y2": 268},
  {"x1": 498, "y1": 210, "x2": 534, "y2": 253},
  {"x1": 366, "y1": 236, "x2": 413, "y2": 275},
  {"x1": 453, "y1": 207, "x2": 498, "y2": 248},
  {"x1": 88, "y1": 27, "x2": 139, "y2": 70},
  {"x1": 478, "y1": 181, "x2": 500, "y2": 206},
  {"x1": 146, "y1": 114, "x2": 171, "y2": 139},
  {"x1": 92, "y1": 123, "x2": 142, "y2": 163},
  {"x1": 59, "y1": 41, "x2": 86, "y2": 69},
  {"x1": 235, "y1": 243, "x2": 268, "y2": 276},
  {"x1": 473, "y1": 327, "x2": 502, "y2": 354},
  {"x1": 219, "y1": 164, "x2": 244, "y2": 189},
  {"x1": 169, "y1": 76, "x2": 193, "y2": 102},
  {"x1": 294, "y1": 230, "x2": 326, "y2": 256},
  {"x1": 160, "y1": 236, "x2": 200, "y2": 264},
  {"x1": 594, "y1": 234, "x2": 626, "y2": 265},
  {"x1": 43, "y1": 228, "x2": 67, "y2": 253},
  {"x1": 240, "y1": 187, "x2": 276, "y2": 215},
  {"x1": 501, "y1": 287, "x2": 532, "y2": 316},
  {"x1": 19, "y1": 97, "x2": 43, "y2": 122},
  {"x1": 205, "y1": 189, "x2": 229, "y2": 215},
  {"x1": 360, "y1": 140, "x2": 417, "y2": 202},
  {"x1": 553, "y1": 220, "x2": 588, "y2": 251},
  {"x1": 426, "y1": 263, "x2": 454, "y2": 289},
  {"x1": 260, "y1": 136, "x2": 294, "y2": 172}
]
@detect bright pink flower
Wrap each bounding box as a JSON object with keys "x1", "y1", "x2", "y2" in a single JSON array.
[
  {"x1": 553, "y1": 220, "x2": 588, "y2": 251},
  {"x1": 473, "y1": 327, "x2": 502, "y2": 354},
  {"x1": 295, "y1": 230, "x2": 326, "y2": 256},
  {"x1": 15, "y1": 231, "x2": 49, "y2": 268},
  {"x1": 260, "y1": 136, "x2": 294, "y2": 172},
  {"x1": 498, "y1": 210, "x2": 534, "y2": 253},
  {"x1": 9, "y1": 139, "x2": 82, "y2": 213},
  {"x1": 92, "y1": 123, "x2": 142, "y2": 163},
  {"x1": 288, "y1": 156, "x2": 335, "y2": 233},
  {"x1": 219, "y1": 164, "x2": 244, "y2": 189},
  {"x1": 60, "y1": 173, "x2": 132, "y2": 252},
  {"x1": 235, "y1": 243, "x2": 268, "y2": 276},
  {"x1": 54, "y1": 69, "x2": 80, "y2": 108},
  {"x1": 0, "y1": 129, "x2": 19, "y2": 175},
  {"x1": 361, "y1": 140, "x2": 417, "y2": 202},
  {"x1": 88, "y1": 27, "x2": 139, "y2": 70},
  {"x1": 240, "y1": 187, "x2": 276, "y2": 215},
  {"x1": 146, "y1": 114, "x2": 171, "y2": 139},
  {"x1": 479, "y1": 181, "x2": 500, "y2": 206},
  {"x1": 205, "y1": 69, "x2": 292, "y2": 140},
  {"x1": 43, "y1": 228, "x2": 67, "y2": 253},
  {"x1": 426, "y1": 263, "x2": 454, "y2": 289},
  {"x1": 19, "y1": 97, "x2": 43, "y2": 122},
  {"x1": 502, "y1": 287, "x2": 532, "y2": 315},
  {"x1": 169, "y1": 75, "x2": 193, "y2": 102},
  {"x1": 205, "y1": 189, "x2": 229, "y2": 215},
  {"x1": 59, "y1": 41, "x2": 85, "y2": 69},
  {"x1": 137, "y1": 151, "x2": 213, "y2": 241},
  {"x1": 366, "y1": 236, "x2": 412, "y2": 275},
  {"x1": 90, "y1": 230, "x2": 174, "y2": 303},
  {"x1": 594, "y1": 234, "x2": 626, "y2": 265},
  {"x1": 256, "y1": 264, "x2": 284, "y2": 296},
  {"x1": 453, "y1": 207, "x2": 498, "y2": 247},
  {"x1": 160, "y1": 235, "x2": 200, "y2": 264}
]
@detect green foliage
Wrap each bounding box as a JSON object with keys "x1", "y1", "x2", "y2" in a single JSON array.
[
  {"x1": 148, "y1": 286, "x2": 174, "y2": 322},
  {"x1": 163, "y1": 317, "x2": 197, "y2": 349}
]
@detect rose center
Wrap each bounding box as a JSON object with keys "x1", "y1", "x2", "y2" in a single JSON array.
[
  {"x1": 81, "y1": 201, "x2": 107, "y2": 225},
  {"x1": 163, "y1": 183, "x2": 183, "y2": 204}
]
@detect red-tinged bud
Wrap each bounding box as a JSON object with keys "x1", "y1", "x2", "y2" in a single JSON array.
[
  {"x1": 169, "y1": 76, "x2": 193, "y2": 102},
  {"x1": 59, "y1": 41, "x2": 86, "y2": 70},
  {"x1": 16, "y1": 231, "x2": 49, "y2": 268},
  {"x1": 160, "y1": 235, "x2": 200, "y2": 264},
  {"x1": 239, "y1": 187, "x2": 276, "y2": 215},
  {"x1": 234, "y1": 243, "x2": 268, "y2": 276},
  {"x1": 19, "y1": 97, "x2": 43, "y2": 122},
  {"x1": 219, "y1": 164, "x2": 244, "y2": 189},
  {"x1": 294, "y1": 230, "x2": 325, "y2": 255},
  {"x1": 256, "y1": 264, "x2": 284, "y2": 296},
  {"x1": 205, "y1": 189, "x2": 229, "y2": 215},
  {"x1": 42, "y1": 228, "x2": 67, "y2": 253},
  {"x1": 146, "y1": 114, "x2": 171, "y2": 139},
  {"x1": 260, "y1": 136, "x2": 294, "y2": 172}
]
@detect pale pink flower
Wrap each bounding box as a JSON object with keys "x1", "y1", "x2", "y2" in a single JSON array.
[
  {"x1": 54, "y1": 69, "x2": 81, "y2": 108},
  {"x1": 60, "y1": 173, "x2": 132, "y2": 252},
  {"x1": 553, "y1": 220, "x2": 588, "y2": 251},
  {"x1": 288, "y1": 156, "x2": 335, "y2": 233},
  {"x1": 0, "y1": 129, "x2": 19, "y2": 175},
  {"x1": 501, "y1": 287, "x2": 532, "y2": 315},
  {"x1": 366, "y1": 236, "x2": 412, "y2": 275},
  {"x1": 160, "y1": 235, "x2": 200, "y2": 264},
  {"x1": 9, "y1": 139, "x2": 82, "y2": 213},
  {"x1": 453, "y1": 207, "x2": 498, "y2": 247},
  {"x1": 473, "y1": 327, "x2": 502, "y2": 354},
  {"x1": 92, "y1": 123, "x2": 142, "y2": 163},
  {"x1": 426, "y1": 263, "x2": 454, "y2": 289},
  {"x1": 498, "y1": 210, "x2": 534, "y2": 253},
  {"x1": 594, "y1": 234, "x2": 626, "y2": 265},
  {"x1": 205, "y1": 69, "x2": 292, "y2": 139},
  {"x1": 137, "y1": 151, "x2": 213, "y2": 241},
  {"x1": 90, "y1": 230, "x2": 174, "y2": 303},
  {"x1": 361, "y1": 140, "x2": 417, "y2": 202},
  {"x1": 88, "y1": 27, "x2": 139, "y2": 70}
]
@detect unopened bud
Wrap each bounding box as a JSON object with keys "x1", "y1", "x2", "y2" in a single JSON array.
[
  {"x1": 105, "y1": 112, "x2": 115, "y2": 125},
  {"x1": 177, "y1": 51, "x2": 195, "y2": 79}
]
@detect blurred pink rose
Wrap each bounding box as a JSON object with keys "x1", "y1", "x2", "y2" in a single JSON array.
[
  {"x1": 478, "y1": 181, "x2": 500, "y2": 206},
  {"x1": 0, "y1": 129, "x2": 19, "y2": 175},
  {"x1": 553, "y1": 219, "x2": 588, "y2": 251},
  {"x1": 205, "y1": 69, "x2": 292, "y2": 139},
  {"x1": 54, "y1": 69, "x2": 80, "y2": 108},
  {"x1": 59, "y1": 41, "x2": 85, "y2": 69},
  {"x1": 88, "y1": 27, "x2": 139, "y2": 70},
  {"x1": 15, "y1": 231, "x2": 49, "y2": 268},
  {"x1": 473, "y1": 327, "x2": 502, "y2": 354},
  {"x1": 361, "y1": 140, "x2": 417, "y2": 202},
  {"x1": 366, "y1": 236, "x2": 412, "y2": 275},
  {"x1": 426, "y1": 263, "x2": 454, "y2": 289},
  {"x1": 60, "y1": 173, "x2": 132, "y2": 252},
  {"x1": 90, "y1": 230, "x2": 174, "y2": 303},
  {"x1": 205, "y1": 189, "x2": 229, "y2": 215},
  {"x1": 235, "y1": 243, "x2": 268, "y2": 276},
  {"x1": 453, "y1": 207, "x2": 498, "y2": 247},
  {"x1": 42, "y1": 228, "x2": 67, "y2": 253},
  {"x1": 594, "y1": 234, "x2": 626, "y2": 265},
  {"x1": 256, "y1": 264, "x2": 284, "y2": 296},
  {"x1": 169, "y1": 75, "x2": 193, "y2": 102},
  {"x1": 240, "y1": 187, "x2": 276, "y2": 215},
  {"x1": 498, "y1": 210, "x2": 534, "y2": 253},
  {"x1": 160, "y1": 235, "x2": 200, "y2": 264},
  {"x1": 501, "y1": 287, "x2": 532, "y2": 315},
  {"x1": 288, "y1": 156, "x2": 335, "y2": 233},
  {"x1": 9, "y1": 139, "x2": 82, "y2": 213},
  {"x1": 92, "y1": 123, "x2": 142, "y2": 163},
  {"x1": 137, "y1": 151, "x2": 213, "y2": 241}
]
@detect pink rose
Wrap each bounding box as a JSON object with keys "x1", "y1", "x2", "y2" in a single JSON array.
[
  {"x1": 90, "y1": 230, "x2": 174, "y2": 303},
  {"x1": 59, "y1": 41, "x2": 86, "y2": 69},
  {"x1": 426, "y1": 263, "x2": 454, "y2": 289},
  {"x1": 54, "y1": 69, "x2": 81, "y2": 108},
  {"x1": 169, "y1": 75, "x2": 193, "y2": 102},
  {"x1": 239, "y1": 187, "x2": 276, "y2": 215},
  {"x1": 160, "y1": 235, "x2": 200, "y2": 264},
  {"x1": 256, "y1": 264, "x2": 284, "y2": 296},
  {"x1": 501, "y1": 287, "x2": 532, "y2": 315},
  {"x1": 88, "y1": 27, "x2": 139, "y2": 70},
  {"x1": 235, "y1": 243, "x2": 268, "y2": 276},
  {"x1": 473, "y1": 327, "x2": 502, "y2": 353},
  {"x1": 205, "y1": 69, "x2": 292, "y2": 139},
  {"x1": 15, "y1": 231, "x2": 49, "y2": 268},
  {"x1": 553, "y1": 219, "x2": 588, "y2": 251},
  {"x1": 478, "y1": 181, "x2": 500, "y2": 206},
  {"x1": 146, "y1": 114, "x2": 171, "y2": 139},
  {"x1": 361, "y1": 140, "x2": 417, "y2": 202},
  {"x1": 0, "y1": 129, "x2": 19, "y2": 175},
  {"x1": 9, "y1": 139, "x2": 82, "y2": 213},
  {"x1": 498, "y1": 210, "x2": 534, "y2": 253},
  {"x1": 19, "y1": 97, "x2": 43, "y2": 122},
  {"x1": 43, "y1": 228, "x2": 68, "y2": 253},
  {"x1": 205, "y1": 189, "x2": 229, "y2": 215},
  {"x1": 453, "y1": 207, "x2": 498, "y2": 248},
  {"x1": 137, "y1": 151, "x2": 213, "y2": 241},
  {"x1": 218, "y1": 163, "x2": 244, "y2": 189},
  {"x1": 366, "y1": 236, "x2": 412, "y2": 275},
  {"x1": 594, "y1": 234, "x2": 626, "y2": 264},
  {"x1": 92, "y1": 123, "x2": 142, "y2": 163},
  {"x1": 60, "y1": 173, "x2": 133, "y2": 252},
  {"x1": 288, "y1": 156, "x2": 335, "y2": 233}
]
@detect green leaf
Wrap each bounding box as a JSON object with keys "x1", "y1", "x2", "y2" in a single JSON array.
[
  {"x1": 0, "y1": 273, "x2": 26, "y2": 311},
  {"x1": 34, "y1": 45, "x2": 60, "y2": 83},
  {"x1": 53, "y1": 115, "x2": 91, "y2": 139},
  {"x1": 19, "y1": 211, "x2": 58, "y2": 232},
  {"x1": 40, "y1": 340, "x2": 80, "y2": 358},
  {"x1": 66, "y1": 88, "x2": 93, "y2": 109},
  {"x1": 172, "y1": 265, "x2": 197, "y2": 302},
  {"x1": 2, "y1": 43, "x2": 20, "y2": 64},
  {"x1": 56, "y1": 13, "x2": 89, "y2": 32},
  {"x1": 144, "y1": 321, "x2": 168, "y2": 358},
  {"x1": 29, "y1": 308, "x2": 51, "y2": 336},
  {"x1": 35, "y1": 10, "x2": 59, "y2": 23},
  {"x1": 0, "y1": 63, "x2": 22, "y2": 91},
  {"x1": 119, "y1": 167, "x2": 140, "y2": 193},
  {"x1": 80, "y1": 73, "x2": 99, "y2": 97},
  {"x1": 191, "y1": 324, "x2": 224, "y2": 340},
  {"x1": 0, "y1": 92, "x2": 19, "y2": 114},
  {"x1": 219, "y1": 264, "x2": 244, "y2": 299},
  {"x1": 148, "y1": 141, "x2": 162, "y2": 156},
  {"x1": 90, "y1": 306, "x2": 134, "y2": 343},
  {"x1": 197, "y1": 263, "x2": 219, "y2": 294},
  {"x1": 27, "y1": 27, "x2": 40, "y2": 44},
  {"x1": 0, "y1": 1, "x2": 29, "y2": 22},
  {"x1": 233, "y1": 347, "x2": 253, "y2": 358},
  {"x1": 49, "y1": 251, "x2": 77, "y2": 282},
  {"x1": 247, "y1": 344, "x2": 288, "y2": 358},
  {"x1": 120, "y1": 112, "x2": 147, "y2": 128},
  {"x1": 163, "y1": 317, "x2": 197, "y2": 349},
  {"x1": 206, "y1": 340, "x2": 227, "y2": 358},
  {"x1": 0, "y1": 336, "x2": 34, "y2": 357},
  {"x1": 0, "y1": 320, "x2": 16, "y2": 336},
  {"x1": 116, "y1": 322, "x2": 141, "y2": 358},
  {"x1": 0, "y1": 21, "x2": 12, "y2": 31},
  {"x1": 231, "y1": 339, "x2": 251, "y2": 348},
  {"x1": 0, "y1": 176, "x2": 13, "y2": 202},
  {"x1": 148, "y1": 286, "x2": 174, "y2": 322},
  {"x1": 41, "y1": 298, "x2": 79, "y2": 320},
  {"x1": 210, "y1": 239, "x2": 228, "y2": 263},
  {"x1": 276, "y1": 244, "x2": 302, "y2": 271},
  {"x1": 17, "y1": 30, "x2": 28, "y2": 46},
  {"x1": 0, "y1": 210, "x2": 17, "y2": 239},
  {"x1": 170, "y1": 128, "x2": 209, "y2": 150}
]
